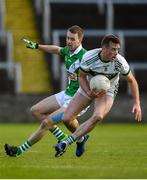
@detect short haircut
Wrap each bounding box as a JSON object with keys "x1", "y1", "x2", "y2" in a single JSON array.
[
  {"x1": 101, "y1": 34, "x2": 120, "y2": 47},
  {"x1": 68, "y1": 25, "x2": 84, "y2": 39}
]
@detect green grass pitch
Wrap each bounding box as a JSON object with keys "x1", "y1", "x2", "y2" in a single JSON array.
[{"x1": 0, "y1": 123, "x2": 147, "y2": 179}]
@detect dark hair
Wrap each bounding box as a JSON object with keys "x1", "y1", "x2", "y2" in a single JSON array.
[
  {"x1": 101, "y1": 34, "x2": 120, "y2": 47},
  {"x1": 68, "y1": 25, "x2": 84, "y2": 39}
]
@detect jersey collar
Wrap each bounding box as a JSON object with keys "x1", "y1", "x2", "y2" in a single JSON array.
[
  {"x1": 98, "y1": 50, "x2": 110, "y2": 63},
  {"x1": 70, "y1": 45, "x2": 82, "y2": 57}
]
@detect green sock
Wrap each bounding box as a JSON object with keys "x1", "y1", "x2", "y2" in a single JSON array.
[
  {"x1": 50, "y1": 126, "x2": 68, "y2": 142},
  {"x1": 17, "y1": 141, "x2": 32, "y2": 155}
]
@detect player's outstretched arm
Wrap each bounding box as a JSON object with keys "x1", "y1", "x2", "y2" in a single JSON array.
[{"x1": 22, "y1": 38, "x2": 61, "y2": 54}]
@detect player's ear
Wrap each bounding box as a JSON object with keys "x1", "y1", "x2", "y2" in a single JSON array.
[{"x1": 79, "y1": 35, "x2": 83, "y2": 42}]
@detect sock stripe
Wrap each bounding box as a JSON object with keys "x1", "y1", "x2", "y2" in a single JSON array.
[
  {"x1": 56, "y1": 133, "x2": 64, "y2": 138},
  {"x1": 22, "y1": 145, "x2": 26, "y2": 151},
  {"x1": 50, "y1": 126, "x2": 57, "y2": 132},
  {"x1": 17, "y1": 141, "x2": 31, "y2": 155},
  {"x1": 52, "y1": 127, "x2": 60, "y2": 134},
  {"x1": 55, "y1": 131, "x2": 63, "y2": 137},
  {"x1": 19, "y1": 146, "x2": 24, "y2": 153},
  {"x1": 50, "y1": 126, "x2": 68, "y2": 142},
  {"x1": 24, "y1": 143, "x2": 29, "y2": 149},
  {"x1": 27, "y1": 141, "x2": 32, "y2": 146},
  {"x1": 66, "y1": 136, "x2": 75, "y2": 145}
]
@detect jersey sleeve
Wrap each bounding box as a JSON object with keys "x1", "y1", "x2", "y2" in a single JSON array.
[
  {"x1": 60, "y1": 47, "x2": 68, "y2": 56},
  {"x1": 119, "y1": 55, "x2": 130, "y2": 76}
]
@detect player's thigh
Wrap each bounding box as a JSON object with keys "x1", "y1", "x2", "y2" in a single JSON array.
[
  {"x1": 33, "y1": 95, "x2": 60, "y2": 114},
  {"x1": 48, "y1": 107, "x2": 66, "y2": 119},
  {"x1": 63, "y1": 92, "x2": 92, "y2": 121},
  {"x1": 94, "y1": 95, "x2": 114, "y2": 118}
]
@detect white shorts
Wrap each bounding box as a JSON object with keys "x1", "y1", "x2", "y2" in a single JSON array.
[
  {"x1": 77, "y1": 85, "x2": 118, "y2": 99},
  {"x1": 55, "y1": 90, "x2": 89, "y2": 116},
  {"x1": 55, "y1": 91, "x2": 72, "y2": 108}
]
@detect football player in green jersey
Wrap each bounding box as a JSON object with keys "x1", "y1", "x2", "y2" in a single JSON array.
[{"x1": 4, "y1": 25, "x2": 89, "y2": 157}]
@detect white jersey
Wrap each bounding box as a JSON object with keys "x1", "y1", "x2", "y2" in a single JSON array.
[{"x1": 80, "y1": 48, "x2": 130, "y2": 97}]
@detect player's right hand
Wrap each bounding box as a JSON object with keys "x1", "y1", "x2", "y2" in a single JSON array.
[
  {"x1": 88, "y1": 89, "x2": 106, "y2": 98},
  {"x1": 22, "y1": 38, "x2": 38, "y2": 49}
]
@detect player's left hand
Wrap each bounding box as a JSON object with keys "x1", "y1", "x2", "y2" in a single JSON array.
[
  {"x1": 91, "y1": 89, "x2": 106, "y2": 98},
  {"x1": 22, "y1": 38, "x2": 38, "y2": 49},
  {"x1": 132, "y1": 103, "x2": 142, "y2": 122}
]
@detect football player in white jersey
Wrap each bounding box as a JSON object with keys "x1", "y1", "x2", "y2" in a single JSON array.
[{"x1": 54, "y1": 34, "x2": 142, "y2": 157}]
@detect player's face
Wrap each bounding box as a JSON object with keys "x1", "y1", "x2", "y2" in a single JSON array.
[
  {"x1": 103, "y1": 42, "x2": 120, "y2": 61},
  {"x1": 66, "y1": 31, "x2": 82, "y2": 52}
]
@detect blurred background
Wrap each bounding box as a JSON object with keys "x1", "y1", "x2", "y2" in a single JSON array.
[{"x1": 0, "y1": 0, "x2": 147, "y2": 123}]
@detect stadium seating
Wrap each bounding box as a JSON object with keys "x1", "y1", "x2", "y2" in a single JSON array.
[
  {"x1": 37, "y1": 0, "x2": 147, "y2": 92},
  {"x1": 0, "y1": 69, "x2": 14, "y2": 93},
  {"x1": 2, "y1": 0, "x2": 52, "y2": 94},
  {"x1": 0, "y1": 43, "x2": 6, "y2": 62},
  {"x1": 114, "y1": 4, "x2": 147, "y2": 30},
  {"x1": 2, "y1": 0, "x2": 147, "y2": 93},
  {"x1": 0, "y1": 33, "x2": 15, "y2": 93},
  {"x1": 50, "y1": 3, "x2": 105, "y2": 29}
]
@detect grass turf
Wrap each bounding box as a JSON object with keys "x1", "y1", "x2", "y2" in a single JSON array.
[{"x1": 0, "y1": 123, "x2": 147, "y2": 178}]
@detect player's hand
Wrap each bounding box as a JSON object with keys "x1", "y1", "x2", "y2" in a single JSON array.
[
  {"x1": 93, "y1": 89, "x2": 106, "y2": 98},
  {"x1": 88, "y1": 89, "x2": 106, "y2": 98},
  {"x1": 22, "y1": 38, "x2": 38, "y2": 49},
  {"x1": 132, "y1": 103, "x2": 142, "y2": 122}
]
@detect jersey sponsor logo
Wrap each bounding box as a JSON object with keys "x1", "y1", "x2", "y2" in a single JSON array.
[{"x1": 104, "y1": 65, "x2": 109, "y2": 71}]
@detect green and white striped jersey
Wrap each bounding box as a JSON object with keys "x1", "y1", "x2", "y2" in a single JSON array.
[
  {"x1": 60, "y1": 45, "x2": 87, "y2": 97},
  {"x1": 80, "y1": 48, "x2": 130, "y2": 85}
]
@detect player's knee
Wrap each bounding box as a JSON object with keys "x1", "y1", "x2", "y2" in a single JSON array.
[
  {"x1": 30, "y1": 105, "x2": 39, "y2": 118},
  {"x1": 92, "y1": 113, "x2": 103, "y2": 124}
]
